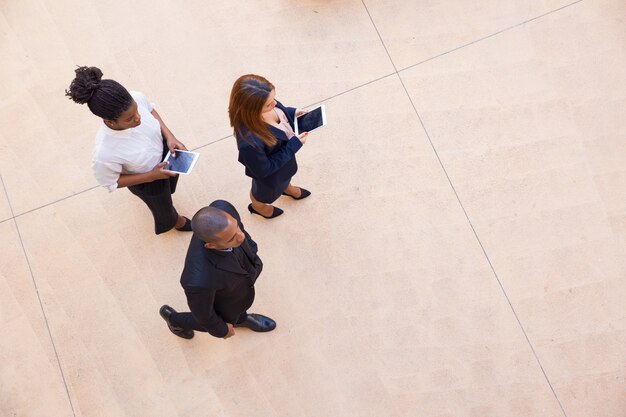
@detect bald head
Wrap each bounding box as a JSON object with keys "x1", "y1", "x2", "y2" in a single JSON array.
[{"x1": 191, "y1": 206, "x2": 231, "y2": 243}]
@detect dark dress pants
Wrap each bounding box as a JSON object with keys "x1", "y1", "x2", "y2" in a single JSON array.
[{"x1": 171, "y1": 311, "x2": 248, "y2": 331}]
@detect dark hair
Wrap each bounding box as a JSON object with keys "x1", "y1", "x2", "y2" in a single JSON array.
[
  {"x1": 228, "y1": 74, "x2": 276, "y2": 147},
  {"x1": 191, "y1": 206, "x2": 231, "y2": 243},
  {"x1": 65, "y1": 66, "x2": 133, "y2": 120}
]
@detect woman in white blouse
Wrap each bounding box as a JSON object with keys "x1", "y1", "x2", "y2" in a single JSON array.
[{"x1": 66, "y1": 66, "x2": 192, "y2": 234}]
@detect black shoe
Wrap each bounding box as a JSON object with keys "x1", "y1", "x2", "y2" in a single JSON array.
[
  {"x1": 233, "y1": 313, "x2": 276, "y2": 332},
  {"x1": 282, "y1": 187, "x2": 311, "y2": 200},
  {"x1": 159, "y1": 305, "x2": 194, "y2": 339},
  {"x1": 247, "y1": 204, "x2": 284, "y2": 219},
  {"x1": 175, "y1": 217, "x2": 192, "y2": 232}
]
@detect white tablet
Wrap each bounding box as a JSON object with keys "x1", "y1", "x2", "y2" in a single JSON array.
[
  {"x1": 163, "y1": 150, "x2": 199, "y2": 175},
  {"x1": 294, "y1": 105, "x2": 327, "y2": 135}
]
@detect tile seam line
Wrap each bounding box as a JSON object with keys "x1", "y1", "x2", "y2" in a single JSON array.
[
  {"x1": 396, "y1": 0, "x2": 585, "y2": 73},
  {"x1": 361, "y1": 0, "x2": 570, "y2": 416},
  {"x1": 0, "y1": 173, "x2": 77, "y2": 417}
]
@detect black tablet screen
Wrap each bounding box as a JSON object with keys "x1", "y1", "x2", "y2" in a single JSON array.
[
  {"x1": 297, "y1": 107, "x2": 324, "y2": 132},
  {"x1": 166, "y1": 151, "x2": 195, "y2": 174}
]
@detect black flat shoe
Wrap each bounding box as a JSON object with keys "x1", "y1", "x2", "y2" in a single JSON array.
[
  {"x1": 159, "y1": 305, "x2": 194, "y2": 339},
  {"x1": 234, "y1": 313, "x2": 276, "y2": 332},
  {"x1": 248, "y1": 204, "x2": 283, "y2": 219},
  {"x1": 175, "y1": 217, "x2": 192, "y2": 232},
  {"x1": 282, "y1": 187, "x2": 311, "y2": 200}
]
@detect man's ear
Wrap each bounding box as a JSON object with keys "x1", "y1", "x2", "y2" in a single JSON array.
[{"x1": 203, "y1": 242, "x2": 216, "y2": 250}]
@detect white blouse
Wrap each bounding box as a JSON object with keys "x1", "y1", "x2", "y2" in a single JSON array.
[{"x1": 91, "y1": 91, "x2": 163, "y2": 192}]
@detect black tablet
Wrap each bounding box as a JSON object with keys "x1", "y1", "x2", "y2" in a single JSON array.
[
  {"x1": 294, "y1": 105, "x2": 327, "y2": 135},
  {"x1": 163, "y1": 150, "x2": 200, "y2": 175}
]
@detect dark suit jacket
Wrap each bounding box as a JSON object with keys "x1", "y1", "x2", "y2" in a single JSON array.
[
  {"x1": 236, "y1": 100, "x2": 303, "y2": 189},
  {"x1": 180, "y1": 200, "x2": 263, "y2": 338}
]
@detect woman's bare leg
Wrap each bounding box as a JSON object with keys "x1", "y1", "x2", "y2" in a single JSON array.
[
  {"x1": 283, "y1": 183, "x2": 302, "y2": 198},
  {"x1": 174, "y1": 215, "x2": 187, "y2": 228},
  {"x1": 250, "y1": 191, "x2": 275, "y2": 217}
]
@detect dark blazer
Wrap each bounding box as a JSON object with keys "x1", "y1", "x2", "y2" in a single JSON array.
[
  {"x1": 236, "y1": 101, "x2": 303, "y2": 189},
  {"x1": 180, "y1": 200, "x2": 263, "y2": 338}
]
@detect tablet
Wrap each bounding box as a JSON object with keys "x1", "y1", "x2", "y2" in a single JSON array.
[
  {"x1": 294, "y1": 105, "x2": 326, "y2": 135},
  {"x1": 163, "y1": 150, "x2": 199, "y2": 175}
]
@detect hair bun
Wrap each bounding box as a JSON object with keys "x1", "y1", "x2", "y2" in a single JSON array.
[{"x1": 65, "y1": 66, "x2": 104, "y2": 104}]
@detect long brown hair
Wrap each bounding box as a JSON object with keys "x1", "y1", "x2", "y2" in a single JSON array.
[{"x1": 229, "y1": 74, "x2": 277, "y2": 147}]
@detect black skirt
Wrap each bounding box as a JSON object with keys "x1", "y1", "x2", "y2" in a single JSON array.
[
  {"x1": 128, "y1": 175, "x2": 179, "y2": 234},
  {"x1": 251, "y1": 176, "x2": 290, "y2": 204},
  {"x1": 127, "y1": 141, "x2": 180, "y2": 234}
]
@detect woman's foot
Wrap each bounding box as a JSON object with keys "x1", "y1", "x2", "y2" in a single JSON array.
[
  {"x1": 248, "y1": 204, "x2": 283, "y2": 219},
  {"x1": 175, "y1": 215, "x2": 192, "y2": 231},
  {"x1": 282, "y1": 186, "x2": 311, "y2": 200}
]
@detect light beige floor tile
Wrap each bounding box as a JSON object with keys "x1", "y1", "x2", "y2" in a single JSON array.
[
  {"x1": 0, "y1": 91, "x2": 97, "y2": 217},
  {"x1": 401, "y1": 1, "x2": 626, "y2": 416},
  {"x1": 519, "y1": 280, "x2": 626, "y2": 417},
  {"x1": 0, "y1": 221, "x2": 74, "y2": 417},
  {"x1": 16, "y1": 194, "x2": 192, "y2": 417},
  {"x1": 0, "y1": 179, "x2": 12, "y2": 222},
  {"x1": 364, "y1": 0, "x2": 577, "y2": 70},
  {"x1": 0, "y1": 5, "x2": 101, "y2": 215},
  {"x1": 17, "y1": 76, "x2": 564, "y2": 417}
]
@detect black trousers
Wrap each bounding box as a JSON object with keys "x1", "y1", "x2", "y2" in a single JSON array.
[{"x1": 170, "y1": 311, "x2": 248, "y2": 331}]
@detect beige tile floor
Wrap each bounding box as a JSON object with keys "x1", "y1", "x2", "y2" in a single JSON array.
[{"x1": 1, "y1": 1, "x2": 624, "y2": 416}]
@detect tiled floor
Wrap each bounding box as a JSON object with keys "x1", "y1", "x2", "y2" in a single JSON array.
[{"x1": 1, "y1": 1, "x2": 624, "y2": 416}]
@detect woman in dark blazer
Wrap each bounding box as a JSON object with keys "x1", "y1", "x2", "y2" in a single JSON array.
[{"x1": 229, "y1": 74, "x2": 310, "y2": 219}]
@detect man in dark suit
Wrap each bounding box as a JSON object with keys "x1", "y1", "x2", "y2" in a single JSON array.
[{"x1": 159, "y1": 200, "x2": 276, "y2": 339}]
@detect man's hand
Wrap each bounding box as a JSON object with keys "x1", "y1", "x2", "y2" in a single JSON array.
[
  {"x1": 166, "y1": 136, "x2": 188, "y2": 156},
  {"x1": 223, "y1": 323, "x2": 235, "y2": 339}
]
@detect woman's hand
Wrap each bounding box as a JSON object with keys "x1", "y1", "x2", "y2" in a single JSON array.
[
  {"x1": 295, "y1": 109, "x2": 309, "y2": 144},
  {"x1": 166, "y1": 136, "x2": 188, "y2": 156},
  {"x1": 151, "y1": 161, "x2": 177, "y2": 180},
  {"x1": 117, "y1": 162, "x2": 175, "y2": 188},
  {"x1": 297, "y1": 132, "x2": 309, "y2": 145}
]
